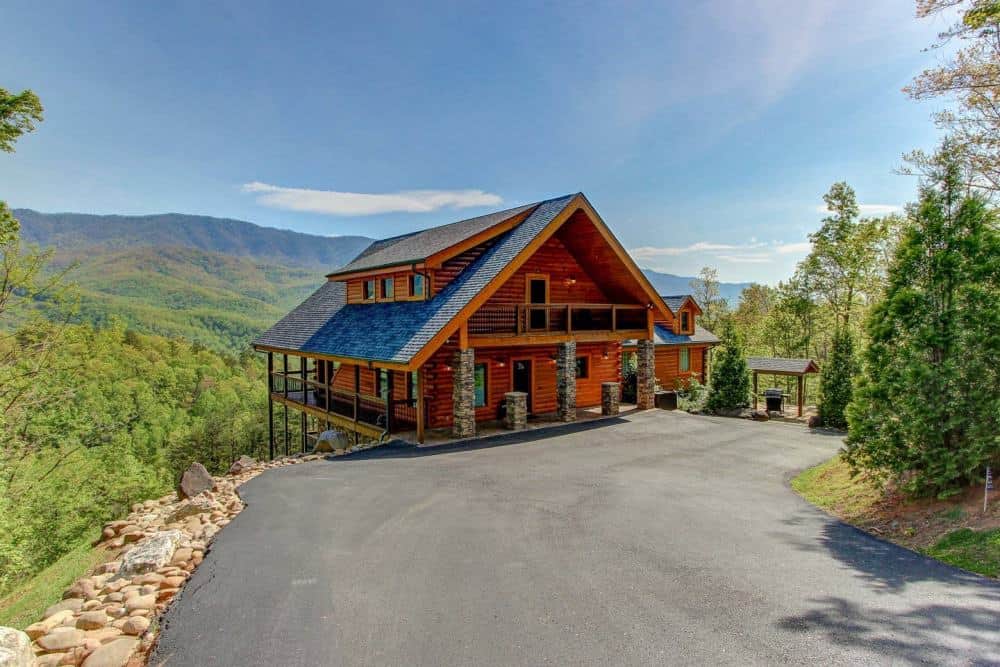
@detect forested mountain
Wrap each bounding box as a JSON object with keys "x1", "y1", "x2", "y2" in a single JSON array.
[{"x1": 14, "y1": 209, "x2": 372, "y2": 269}]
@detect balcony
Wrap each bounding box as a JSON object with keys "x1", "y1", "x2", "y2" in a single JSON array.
[{"x1": 467, "y1": 303, "x2": 648, "y2": 337}]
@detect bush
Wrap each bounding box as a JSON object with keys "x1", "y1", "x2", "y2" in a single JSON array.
[
  {"x1": 818, "y1": 329, "x2": 855, "y2": 428},
  {"x1": 706, "y1": 323, "x2": 750, "y2": 413}
]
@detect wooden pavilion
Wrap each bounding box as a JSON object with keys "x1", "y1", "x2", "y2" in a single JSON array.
[{"x1": 748, "y1": 357, "x2": 820, "y2": 417}]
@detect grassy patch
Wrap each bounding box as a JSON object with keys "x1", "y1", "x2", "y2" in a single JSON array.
[
  {"x1": 925, "y1": 528, "x2": 1000, "y2": 578},
  {"x1": 0, "y1": 540, "x2": 110, "y2": 629},
  {"x1": 791, "y1": 455, "x2": 882, "y2": 523}
]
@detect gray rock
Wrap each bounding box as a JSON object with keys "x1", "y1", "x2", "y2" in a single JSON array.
[
  {"x1": 43, "y1": 597, "x2": 83, "y2": 618},
  {"x1": 177, "y1": 462, "x2": 215, "y2": 499},
  {"x1": 714, "y1": 407, "x2": 744, "y2": 418},
  {"x1": 807, "y1": 415, "x2": 822, "y2": 428},
  {"x1": 164, "y1": 496, "x2": 214, "y2": 524},
  {"x1": 117, "y1": 530, "x2": 183, "y2": 579},
  {"x1": 314, "y1": 430, "x2": 349, "y2": 453},
  {"x1": 0, "y1": 627, "x2": 33, "y2": 667},
  {"x1": 751, "y1": 409, "x2": 769, "y2": 421},
  {"x1": 228, "y1": 455, "x2": 257, "y2": 475}
]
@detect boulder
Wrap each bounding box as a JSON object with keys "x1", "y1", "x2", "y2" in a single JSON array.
[
  {"x1": 314, "y1": 430, "x2": 349, "y2": 453},
  {"x1": 116, "y1": 530, "x2": 183, "y2": 579},
  {"x1": 43, "y1": 598, "x2": 83, "y2": 618},
  {"x1": 750, "y1": 409, "x2": 769, "y2": 421},
  {"x1": 80, "y1": 637, "x2": 138, "y2": 667},
  {"x1": 714, "y1": 407, "x2": 744, "y2": 418},
  {"x1": 768, "y1": 410, "x2": 783, "y2": 419},
  {"x1": 227, "y1": 455, "x2": 257, "y2": 475},
  {"x1": 120, "y1": 616, "x2": 149, "y2": 637},
  {"x1": 164, "y1": 496, "x2": 214, "y2": 524},
  {"x1": 177, "y1": 462, "x2": 215, "y2": 499},
  {"x1": 807, "y1": 414, "x2": 822, "y2": 428},
  {"x1": 36, "y1": 626, "x2": 85, "y2": 652},
  {"x1": 0, "y1": 627, "x2": 33, "y2": 667},
  {"x1": 76, "y1": 611, "x2": 109, "y2": 630}
]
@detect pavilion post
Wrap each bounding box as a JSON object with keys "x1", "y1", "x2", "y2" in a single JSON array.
[
  {"x1": 752, "y1": 371, "x2": 758, "y2": 411},
  {"x1": 797, "y1": 375, "x2": 804, "y2": 417}
]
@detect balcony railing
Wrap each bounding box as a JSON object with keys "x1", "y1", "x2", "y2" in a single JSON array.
[{"x1": 467, "y1": 303, "x2": 647, "y2": 336}]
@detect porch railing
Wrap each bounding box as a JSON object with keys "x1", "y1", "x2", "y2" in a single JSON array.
[{"x1": 467, "y1": 303, "x2": 647, "y2": 335}]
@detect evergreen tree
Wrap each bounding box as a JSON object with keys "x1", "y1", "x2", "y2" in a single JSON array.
[
  {"x1": 845, "y1": 144, "x2": 1000, "y2": 495},
  {"x1": 706, "y1": 322, "x2": 750, "y2": 413},
  {"x1": 818, "y1": 329, "x2": 855, "y2": 428}
]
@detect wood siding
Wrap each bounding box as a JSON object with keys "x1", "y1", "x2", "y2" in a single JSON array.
[
  {"x1": 345, "y1": 270, "x2": 427, "y2": 304},
  {"x1": 651, "y1": 345, "x2": 708, "y2": 389},
  {"x1": 422, "y1": 341, "x2": 621, "y2": 429}
]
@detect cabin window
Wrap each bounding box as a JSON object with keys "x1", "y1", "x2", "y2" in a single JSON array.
[
  {"x1": 406, "y1": 371, "x2": 418, "y2": 401},
  {"x1": 409, "y1": 274, "x2": 424, "y2": 298},
  {"x1": 380, "y1": 278, "x2": 394, "y2": 300},
  {"x1": 575, "y1": 356, "x2": 589, "y2": 379},
  {"x1": 681, "y1": 311, "x2": 690, "y2": 332},
  {"x1": 474, "y1": 363, "x2": 487, "y2": 408},
  {"x1": 679, "y1": 348, "x2": 690, "y2": 372},
  {"x1": 363, "y1": 279, "x2": 376, "y2": 301},
  {"x1": 376, "y1": 369, "x2": 389, "y2": 401}
]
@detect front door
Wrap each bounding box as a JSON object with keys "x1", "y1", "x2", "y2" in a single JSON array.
[
  {"x1": 528, "y1": 276, "x2": 548, "y2": 330},
  {"x1": 513, "y1": 359, "x2": 532, "y2": 413}
]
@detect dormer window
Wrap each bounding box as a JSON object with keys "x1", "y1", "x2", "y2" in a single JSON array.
[
  {"x1": 681, "y1": 311, "x2": 690, "y2": 332},
  {"x1": 409, "y1": 274, "x2": 424, "y2": 298},
  {"x1": 381, "y1": 278, "x2": 394, "y2": 299},
  {"x1": 363, "y1": 279, "x2": 376, "y2": 301}
]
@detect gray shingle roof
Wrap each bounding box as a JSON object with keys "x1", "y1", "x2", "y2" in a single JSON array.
[
  {"x1": 747, "y1": 357, "x2": 820, "y2": 374},
  {"x1": 254, "y1": 195, "x2": 576, "y2": 363},
  {"x1": 328, "y1": 202, "x2": 539, "y2": 276},
  {"x1": 622, "y1": 324, "x2": 720, "y2": 348},
  {"x1": 661, "y1": 294, "x2": 692, "y2": 313}
]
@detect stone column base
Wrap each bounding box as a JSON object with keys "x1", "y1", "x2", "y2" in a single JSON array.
[
  {"x1": 601, "y1": 382, "x2": 620, "y2": 416},
  {"x1": 504, "y1": 391, "x2": 528, "y2": 430},
  {"x1": 452, "y1": 349, "x2": 475, "y2": 438},
  {"x1": 636, "y1": 339, "x2": 656, "y2": 410}
]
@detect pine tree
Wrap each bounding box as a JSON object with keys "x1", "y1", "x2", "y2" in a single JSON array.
[
  {"x1": 706, "y1": 322, "x2": 750, "y2": 413},
  {"x1": 845, "y1": 143, "x2": 1000, "y2": 495},
  {"x1": 818, "y1": 329, "x2": 855, "y2": 429}
]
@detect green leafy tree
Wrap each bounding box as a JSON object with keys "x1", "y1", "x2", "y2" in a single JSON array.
[
  {"x1": 706, "y1": 322, "x2": 750, "y2": 413},
  {"x1": 818, "y1": 329, "x2": 855, "y2": 428},
  {"x1": 689, "y1": 266, "x2": 729, "y2": 331},
  {"x1": 845, "y1": 143, "x2": 1000, "y2": 495},
  {"x1": 0, "y1": 87, "x2": 42, "y2": 154}
]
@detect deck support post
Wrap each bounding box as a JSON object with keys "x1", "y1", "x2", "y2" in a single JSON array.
[
  {"x1": 636, "y1": 339, "x2": 656, "y2": 410},
  {"x1": 386, "y1": 370, "x2": 395, "y2": 434},
  {"x1": 797, "y1": 375, "x2": 804, "y2": 418},
  {"x1": 452, "y1": 349, "x2": 476, "y2": 439},
  {"x1": 267, "y1": 352, "x2": 274, "y2": 460},
  {"x1": 556, "y1": 341, "x2": 577, "y2": 422}
]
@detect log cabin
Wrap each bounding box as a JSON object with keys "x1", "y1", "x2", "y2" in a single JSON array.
[
  {"x1": 253, "y1": 193, "x2": 692, "y2": 449},
  {"x1": 622, "y1": 295, "x2": 720, "y2": 390}
]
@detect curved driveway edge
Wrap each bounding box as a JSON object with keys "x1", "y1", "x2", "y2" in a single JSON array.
[{"x1": 151, "y1": 411, "x2": 1000, "y2": 666}]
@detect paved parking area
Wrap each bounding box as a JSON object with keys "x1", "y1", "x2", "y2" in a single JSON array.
[{"x1": 151, "y1": 411, "x2": 1000, "y2": 666}]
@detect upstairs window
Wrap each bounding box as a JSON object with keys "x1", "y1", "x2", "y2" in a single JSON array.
[
  {"x1": 679, "y1": 348, "x2": 690, "y2": 372},
  {"x1": 409, "y1": 274, "x2": 424, "y2": 298},
  {"x1": 680, "y1": 311, "x2": 690, "y2": 332},
  {"x1": 363, "y1": 279, "x2": 376, "y2": 301},
  {"x1": 381, "y1": 278, "x2": 394, "y2": 300}
]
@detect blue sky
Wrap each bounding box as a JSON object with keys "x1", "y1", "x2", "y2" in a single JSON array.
[{"x1": 1, "y1": 1, "x2": 953, "y2": 282}]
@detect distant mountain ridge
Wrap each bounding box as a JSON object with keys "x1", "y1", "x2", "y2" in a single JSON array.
[
  {"x1": 14, "y1": 209, "x2": 373, "y2": 271},
  {"x1": 641, "y1": 268, "x2": 750, "y2": 305}
]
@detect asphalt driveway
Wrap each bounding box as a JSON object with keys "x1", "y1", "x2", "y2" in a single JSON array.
[{"x1": 151, "y1": 411, "x2": 1000, "y2": 666}]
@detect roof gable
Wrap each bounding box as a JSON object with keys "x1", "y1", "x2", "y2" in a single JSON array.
[{"x1": 327, "y1": 202, "x2": 540, "y2": 277}]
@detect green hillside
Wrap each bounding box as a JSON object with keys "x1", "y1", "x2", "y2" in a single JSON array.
[{"x1": 46, "y1": 246, "x2": 322, "y2": 352}]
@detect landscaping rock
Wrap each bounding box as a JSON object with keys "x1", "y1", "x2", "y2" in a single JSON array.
[
  {"x1": 807, "y1": 415, "x2": 822, "y2": 428},
  {"x1": 43, "y1": 598, "x2": 84, "y2": 619},
  {"x1": 80, "y1": 637, "x2": 138, "y2": 667},
  {"x1": 120, "y1": 617, "x2": 149, "y2": 637},
  {"x1": 768, "y1": 410, "x2": 783, "y2": 419},
  {"x1": 227, "y1": 455, "x2": 257, "y2": 475},
  {"x1": 0, "y1": 627, "x2": 33, "y2": 667},
  {"x1": 177, "y1": 462, "x2": 214, "y2": 499},
  {"x1": 75, "y1": 611, "x2": 108, "y2": 631},
  {"x1": 164, "y1": 497, "x2": 214, "y2": 524},
  {"x1": 36, "y1": 627, "x2": 84, "y2": 652},
  {"x1": 750, "y1": 409, "x2": 769, "y2": 421},
  {"x1": 117, "y1": 530, "x2": 183, "y2": 578},
  {"x1": 314, "y1": 430, "x2": 349, "y2": 453}
]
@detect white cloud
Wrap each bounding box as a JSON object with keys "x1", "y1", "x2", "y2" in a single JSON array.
[
  {"x1": 774, "y1": 241, "x2": 812, "y2": 254},
  {"x1": 630, "y1": 241, "x2": 765, "y2": 259},
  {"x1": 715, "y1": 253, "x2": 775, "y2": 264},
  {"x1": 814, "y1": 203, "x2": 902, "y2": 215},
  {"x1": 242, "y1": 182, "x2": 503, "y2": 216}
]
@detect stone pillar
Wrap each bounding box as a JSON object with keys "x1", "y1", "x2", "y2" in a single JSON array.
[
  {"x1": 556, "y1": 341, "x2": 577, "y2": 422},
  {"x1": 504, "y1": 391, "x2": 528, "y2": 430},
  {"x1": 601, "y1": 382, "x2": 620, "y2": 416},
  {"x1": 636, "y1": 339, "x2": 656, "y2": 410},
  {"x1": 452, "y1": 349, "x2": 475, "y2": 438}
]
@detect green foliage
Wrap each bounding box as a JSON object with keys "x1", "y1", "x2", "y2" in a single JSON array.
[
  {"x1": 845, "y1": 145, "x2": 1000, "y2": 495},
  {"x1": 0, "y1": 88, "x2": 43, "y2": 153},
  {"x1": 689, "y1": 266, "x2": 729, "y2": 332},
  {"x1": 676, "y1": 377, "x2": 707, "y2": 411},
  {"x1": 924, "y1": 528, "x2": 1000, "y2": 578},
  {"x1": 0, "y1": 322, "x2": 270, "y2": 594},
  {"x1": 706, "y1": 322, "x2": 750, "y2": 412},
  {"x1": 818, "y1": 329, "x2": 856, "y2": 428}
]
